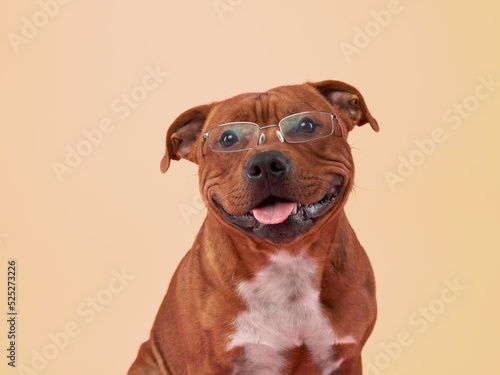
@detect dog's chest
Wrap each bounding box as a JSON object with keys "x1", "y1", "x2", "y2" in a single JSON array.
[{"x1": 228, "y1": 251, "x2": 342, "y2": 373}]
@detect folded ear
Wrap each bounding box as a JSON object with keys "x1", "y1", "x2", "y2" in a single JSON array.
[
  {"x1": 160, "y1": 104, "x2": 212, "y2": 173},
  {"x1": 308, "y1": 80, "x2": 379, "y2": 132}
]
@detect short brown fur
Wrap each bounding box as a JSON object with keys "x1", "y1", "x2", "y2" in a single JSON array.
[{"x1": 129, "y1": 80, "x2": 378, "y2": 374}]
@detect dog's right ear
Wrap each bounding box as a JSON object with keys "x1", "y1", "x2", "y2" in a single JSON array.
[{"x1": 160, "y1": 104, "x2": 212, "y2": 173}]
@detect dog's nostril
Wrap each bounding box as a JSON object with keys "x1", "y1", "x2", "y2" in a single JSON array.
[
  {"x1": 248, "y1": 165, "x2": 262, "y2": 177},
  {"x1": 270, "y1": 162, "x2": 285, "y2": 174}
]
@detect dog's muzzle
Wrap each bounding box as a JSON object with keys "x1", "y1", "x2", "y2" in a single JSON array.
[{"x1": 214, "y1": 151, "x2": 345, "y2": 243}]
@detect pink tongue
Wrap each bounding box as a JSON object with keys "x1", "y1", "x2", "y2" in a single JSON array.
[{"x1": 252, "y1": 200, "x2": 296, "y2": 225}]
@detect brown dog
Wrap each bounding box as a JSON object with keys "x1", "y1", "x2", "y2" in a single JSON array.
[{"x1": 128, "y1": 80, "x2": 379, "y2": 375}]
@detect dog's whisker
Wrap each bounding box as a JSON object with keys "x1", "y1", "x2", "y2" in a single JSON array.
[
  {"x1": 310, "y1": 183, "x2": 331, "y2": 195},
  {"x1": 352, "y1": 183, "x2": 375, "y2": 192},
  {"x1": 350, "y1": 146, "x2": 369, "y2": 159}
]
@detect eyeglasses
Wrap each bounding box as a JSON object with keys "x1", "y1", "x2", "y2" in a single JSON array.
[{"x1": 201, "y1": 111, "x2": 337, "y2": 154}]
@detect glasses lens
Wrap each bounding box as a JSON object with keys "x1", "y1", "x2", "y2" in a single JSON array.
[
  {"x1": 279, "y1": 112, "x2": 334, "y2": 143},
  {"x1": 208, "y1": 123, "x2": 260, "y2": 152}
]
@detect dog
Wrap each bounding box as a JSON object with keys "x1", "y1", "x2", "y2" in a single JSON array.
[{"x1": 128, "y1": 80, "x2": 379, "y2": 375}]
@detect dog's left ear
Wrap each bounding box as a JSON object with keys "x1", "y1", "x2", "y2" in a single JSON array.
[
  {"x1": 309, "y1": 80, "x2": 379, "y2": 132},
  {"x1": 160, "y1": 104, "x2": 212, "y2": 173}
]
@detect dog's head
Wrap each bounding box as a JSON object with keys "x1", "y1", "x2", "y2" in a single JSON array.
[{"x1": 161, "y1": 80, "x2": 378, "y2": 244}]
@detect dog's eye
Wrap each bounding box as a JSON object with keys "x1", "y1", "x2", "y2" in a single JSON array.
[
  {"x1": 296, "y1": 118, "x2": 317, "y2": 133},
  {"x1": 219, "y1": 130, "x2": 239, "y2": 148}
]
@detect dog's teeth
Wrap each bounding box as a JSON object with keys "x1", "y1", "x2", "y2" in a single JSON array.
[{"x1": 291, "y1": 203, "x2": 298, "y2": 215}]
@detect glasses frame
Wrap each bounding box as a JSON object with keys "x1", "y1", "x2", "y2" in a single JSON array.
[{"x1": 201, "y1": 111, "x2": 338, "y2": 154}]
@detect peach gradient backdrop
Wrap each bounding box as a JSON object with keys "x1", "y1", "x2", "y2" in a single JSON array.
[{"x1": 1, "y1": 1, "x2": 499, "y2": 374}]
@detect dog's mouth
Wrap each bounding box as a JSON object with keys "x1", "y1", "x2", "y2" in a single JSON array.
[{"x1": 214, "y1": 176, "x2": 344, "y2": 243}]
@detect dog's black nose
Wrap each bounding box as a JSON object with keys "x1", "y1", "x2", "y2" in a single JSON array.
[{"x1": 245, "y1": 151, "x2": 290, "y2": 182}]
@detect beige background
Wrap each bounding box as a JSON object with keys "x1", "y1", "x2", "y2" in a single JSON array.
[{"x1": 1, "y1": 0, "x2": 499, "y2": 374}]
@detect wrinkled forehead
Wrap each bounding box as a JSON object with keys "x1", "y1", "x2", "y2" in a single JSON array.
[{"x1": 205, "y1": 85, "x2": 332, "y2": 130}]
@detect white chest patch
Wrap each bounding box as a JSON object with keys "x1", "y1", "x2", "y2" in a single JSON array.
[{"x1": 228, "y1": 251, "x2": 351, "y2": 374}]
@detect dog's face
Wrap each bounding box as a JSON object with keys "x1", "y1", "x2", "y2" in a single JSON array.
[{"x1": 161, "y1": 81, "x2": 378, "y2": 244}]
